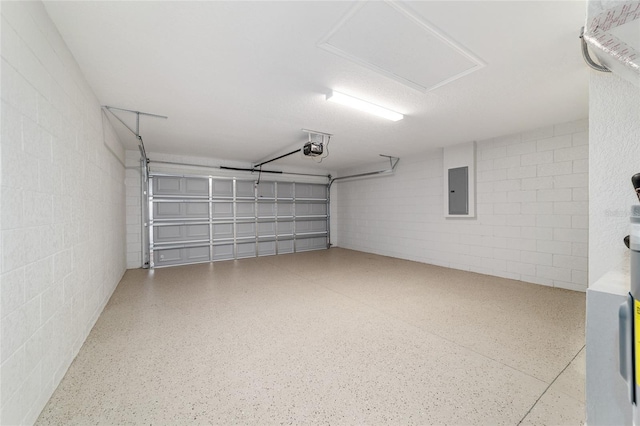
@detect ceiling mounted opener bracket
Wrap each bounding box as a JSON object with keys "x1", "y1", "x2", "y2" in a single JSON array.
[
  {"x1": 301, "y1": 128, "x2": 333, "y2": 139},
  {"x1": 252, "y1": 128, "x2": 333, "y2": 169},
  {"x1": 301, "y1": 128, "x2": 333, "y2": 163}
]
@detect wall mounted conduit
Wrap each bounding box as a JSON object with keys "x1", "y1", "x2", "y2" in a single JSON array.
[
  {"x1": 580, "y1": 2, "x2": 640, "y2": 86},
  {"x1": 579, "y1": 27, "x2": 611, "y2": 73}
]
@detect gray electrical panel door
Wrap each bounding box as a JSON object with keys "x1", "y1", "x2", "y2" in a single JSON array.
[
  {"x1": 448, "y1": 166, "x2": 468, "y2": 215},
  {"x1": 148, "y1": 175, "x2": 328, "y2": 268}
]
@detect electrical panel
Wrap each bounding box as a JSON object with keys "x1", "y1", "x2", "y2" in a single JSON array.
[{"x1": 448, "y1": 166, "x2": 469, "y2": 215}]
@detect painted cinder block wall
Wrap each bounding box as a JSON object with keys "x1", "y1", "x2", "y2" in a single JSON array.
[
  {"x1": 337, "y1": 119, "x2": 589, "y2": 292},
  {"x1": 588, "y1": 71, "x2": 640, "y2": 284},
  {"x1": 585, "y1": 70, "x2": 640, "y2": 426},
  {"x1": 1, "y1": 2, "x2": 127, "y2": 424},
  {"x1": 125, "y1": 151, "x2": 143, "y2": 269}
]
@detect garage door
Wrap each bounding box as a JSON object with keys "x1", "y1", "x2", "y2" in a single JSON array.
[{"x1": 148, "y1": 173, "x2": 328, "y2": 267}]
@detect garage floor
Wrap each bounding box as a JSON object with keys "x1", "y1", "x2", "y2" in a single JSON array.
[{"x1": 36, "y1": 248, "x2": 586, "y2": 425}]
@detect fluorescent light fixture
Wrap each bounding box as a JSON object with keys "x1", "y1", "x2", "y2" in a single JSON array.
[{"x1": 326, "y1": 91, "x2": 404, "y2": 121}]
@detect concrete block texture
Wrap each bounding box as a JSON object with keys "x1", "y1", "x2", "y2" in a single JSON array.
[
  {"x1": 1, "y1": 2, "x2": 126, "y2": 424},
  {"x1": 337, "y1": 121, "x2": 588, "y2": 293}
]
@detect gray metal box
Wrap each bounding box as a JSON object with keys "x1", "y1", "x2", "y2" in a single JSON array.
[{"x1": 448, "y1": 166, "x2": 468, "y2": 215}]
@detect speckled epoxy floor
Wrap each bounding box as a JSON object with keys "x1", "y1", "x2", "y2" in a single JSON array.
[{"x1": 36, "y1": 248, "x2": 586, "y2": 425}]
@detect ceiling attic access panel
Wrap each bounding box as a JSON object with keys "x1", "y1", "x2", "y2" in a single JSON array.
[{"x1": 318, "y1": 1, "x2": 485, "y2": 92}]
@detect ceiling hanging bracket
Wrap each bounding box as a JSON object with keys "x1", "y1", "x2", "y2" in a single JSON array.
[
  {"x1": 329, "y1": 154, "x2": 399, "y2": 189},
  {"x1": 380, "y1": 154, "x2": 396, "y2": 169},
  {"x1": 102, "y1": 105, "x2": 168, "y2": 162},
  {"x1": 102, "y1": 105, "x2": 168, "y2": 137},
  {"x1": 301, "y1": 128, "x2": 332, "y2": 138}
]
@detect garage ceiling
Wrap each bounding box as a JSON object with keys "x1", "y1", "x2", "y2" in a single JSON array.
[{"x1": 43, "y1": 1, "x2": 589, "y2": 172}]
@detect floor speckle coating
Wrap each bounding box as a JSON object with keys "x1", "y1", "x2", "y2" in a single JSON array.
[{"x1": 35, "y1": 248, "x2": 585, "y2": 425}]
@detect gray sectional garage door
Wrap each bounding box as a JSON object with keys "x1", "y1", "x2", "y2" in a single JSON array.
[{"x1": 148, "y1": 174, "x2": 328, "y2": 267}]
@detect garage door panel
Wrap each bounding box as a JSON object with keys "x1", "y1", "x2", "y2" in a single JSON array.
[
  {"x1": 186, "y1": 203, "x2": 209, "y2": 216},
  {"x1": 212, "y1": 202, "x2": 233, "y2": 218},
  {"x1": 257, "y1": 182, "x2": 275, "y2": 198},
  {"x1": 296, "y1": 237, "x2": 327, "y2": 251},
  {"x1": 154, "y1": 246, "x2": 210, "y2": 267},
  {"x1": 237, "y1": 242, "x2": 256, "y2": 258},
  {"x1": 187, "y1": 246, "x2": 210, "y2": 262},
  {"x1": 296, "y1": 220, "x2": 327, "y2": 233},
  {"x1": 277, "y1": 202, "x2": 293, "y2": 216},
  {"x1": 236, "y1": 181, "x2": 254, "y2": 197},
  {"x1": 155, "y1": 225, "x2": 182, "y2": 241},
  {"x1": 154, "y1": 176, "x2": 208, "y2": 196},
  {"x1": 278, "y1": 183, "x2": 294, "y2": 199},
  {"x1": 186, "y1": 224, "x2": 209, "y2": 239},
  {"x1": 149, "y1": 175, "x2": 327, "y2": 267},
  {"x1": 185, "y1": 178, "x2": 209, "y2": 195},
  {"x1": 277, "y1": 240, "x2": 294, "y2": 254},
  {"x1": 312, "y1": 203, "x2": 327, "y2": 216},
  {"x1": 212, "y1": 180, "x2": 233, "y2": 197},
  {"x1": 155, "y1": 248, "x2": 182, "y2": 265},
  {"x1": 213, "y1": 244, "x2": 234, "y2": 261},
  {"x1": 295, "y1": 202, "x2": 327, "y2": 216},
  {"x1": 257, "y1": 203, "x2": 276, "y2": 217},
  {"x1": 154, "y1": 202, "x2": 209, "y2": 219},
  {"x1": 258, "y1": 222, "x2": 275, "y2": 237},
  {"x1": 278, "y1": 221, "x2": 294, "y2": 235},
  {"x1": 236, "y1": 202, "x2": 255, "y2": 218},
  {"x1": 154, "y1": 176, "x2": 181, "y2": 194},
  {"x1": 296, "y1": 183, "x2": 326, "y2": 199},
  {"x1": 155, "y1": 224, "x2": 209, "y2": 243},
  {"x1": 212, "y1": 223, "x2": 233, "y2": 240},
  {"x1": 258, "y1": 241, "x2": 276, "y2": 256},
  {"x1": 155, "y1": 202, "x2": 181, "y2": 218},
  {"x1": 237, "y1": 222, "x2": 256, "y2": 238}
]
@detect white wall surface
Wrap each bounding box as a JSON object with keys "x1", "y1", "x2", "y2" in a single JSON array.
[
  {"x1": 588, "y1": 71, "x2": 640, "y2": 284},
  {"x1": 1, "y1": 2, "x2": 126, "y2": 424},
  {"x1": 337, "y1": 119, "x2": 589, "y2": 291},
  {"x1": 125, "y1": 150, "x2": 143, "y2": 268},
  {"x1": 585, "y1": 49, "x2": 640, "y2": 426},
  {"x1": 124, "y1": 150, "x2": 336, "y2": 268}
]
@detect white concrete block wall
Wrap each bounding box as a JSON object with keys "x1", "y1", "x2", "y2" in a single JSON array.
[
  {"x1": 585, "y1": 27, "x2": 640, "y2": 426},
  {"x1": 1, "y1": 2, "x2": 126, "y2": 424},
  {"x1": 337, "y1": 119, "x2": 588, "y2": 292},
  {"x1": 125, "y1": 150, "x2": 142, "y2": 269},
  {"x1": 589, "y1": 71, "x2": 640, "y2": 284}
]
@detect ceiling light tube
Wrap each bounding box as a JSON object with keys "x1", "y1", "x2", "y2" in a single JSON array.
[{"x1": 326, "y1": 90, "x2": 404, "y2": 121}]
